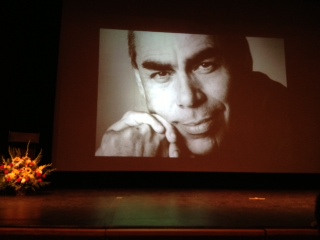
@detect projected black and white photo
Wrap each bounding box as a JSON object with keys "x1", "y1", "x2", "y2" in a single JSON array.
[{"x1": 95, "y1": 29, "x2": 291, "y2": 162}]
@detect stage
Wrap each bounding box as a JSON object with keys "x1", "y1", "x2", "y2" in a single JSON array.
[{"x1": 0, "y1": 188, "x2": 319, "y2": 239}]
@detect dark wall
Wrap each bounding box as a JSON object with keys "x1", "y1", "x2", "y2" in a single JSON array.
[{"x1": 1, "y1": 0, "x2": 62, "y2": 163}]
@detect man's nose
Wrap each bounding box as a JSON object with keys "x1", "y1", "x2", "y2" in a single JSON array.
[{"x1": 176, "y1": 72, "x2": 205, "y2": 108}]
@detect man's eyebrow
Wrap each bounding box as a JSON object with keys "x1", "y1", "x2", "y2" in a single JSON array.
[
  {"x1": 186, "y1": 48, "x2": 220, "y2": 69},
  {"x1": 142, "y1": 61, "x2": 174, "y2": 71},
  {"x1": 141, "y1": 48, "x2": 219, "y2": 71}
]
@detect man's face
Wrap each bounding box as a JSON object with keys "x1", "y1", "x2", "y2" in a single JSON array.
[{"x1": 133, "y1": 31, "x2": 231, "y2": 156}]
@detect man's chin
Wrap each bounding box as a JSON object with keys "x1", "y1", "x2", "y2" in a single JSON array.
[{"x1": 186, "y1": 137, "x2": 218, "y2": 156}]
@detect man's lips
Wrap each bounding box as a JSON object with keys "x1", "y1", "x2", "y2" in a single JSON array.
[{"x1": 176, "y1": 118, "x2": 213, "y2": 136}]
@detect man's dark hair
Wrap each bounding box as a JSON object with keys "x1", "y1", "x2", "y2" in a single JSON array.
[
  {"x1": 128, "y1": 30, "x2": 137, "y2": 69},
  {"x1": 127, "y1": 30, "x2": 252, "y2": 75}
]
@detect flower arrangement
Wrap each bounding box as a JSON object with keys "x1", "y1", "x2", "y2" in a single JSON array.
[{"x1": 0, "y1": 143, "x2": 55, "y2": 194}]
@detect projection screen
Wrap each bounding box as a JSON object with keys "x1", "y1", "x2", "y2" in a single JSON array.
[{"x1": 52, "y1": 0, "x2": 320, "y2": 173}]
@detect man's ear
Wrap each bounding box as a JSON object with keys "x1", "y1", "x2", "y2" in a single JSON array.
[{"x1": 134, "y1": 69, "x2": 146, "y2": 99}]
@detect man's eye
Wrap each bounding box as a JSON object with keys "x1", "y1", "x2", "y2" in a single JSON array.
[
  {"x1": 194, "y1": 61, "x2": 218, "y2": 74},
  {"x1": 150, "y1": 71, "x2": 171, "y2": 82},
  {"x1": 200, "y1": 62, "x2": 212, "y2": 68}
]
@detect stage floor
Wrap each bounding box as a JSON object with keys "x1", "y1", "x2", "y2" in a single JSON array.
[{"x1": 0, "y1": 189, "x2": 319, "y2": 239}]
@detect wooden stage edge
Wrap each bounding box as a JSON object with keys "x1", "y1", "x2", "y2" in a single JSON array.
[{"x1": 0, "y1": 227, "x2": 319, "y2": 238}]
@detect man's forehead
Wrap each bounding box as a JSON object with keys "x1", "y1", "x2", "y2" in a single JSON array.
[
  {"x1": 134, "y1": 31, "x2": 216, "y2": 62},
  {"x1": 134, "y1": 31, "x2": 214, "y2": 46}
]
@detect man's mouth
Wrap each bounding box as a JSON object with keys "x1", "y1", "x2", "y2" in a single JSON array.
[{"x1": 177, "y1": 118, "x2": 213, "y2": 136}]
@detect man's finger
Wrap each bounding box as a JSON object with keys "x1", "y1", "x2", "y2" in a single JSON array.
[
  {"x1": 152, "y1": 114, "x2": 177, "y2": 143},
  {"x1": 108, "y1": 111, "x2": 165, "y2": 133},
  {"x1": 169, "y1": 142, "x2": 180, "y2": 158}
]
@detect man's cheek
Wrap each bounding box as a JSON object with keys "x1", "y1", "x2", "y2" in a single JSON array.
[{"x1": 145, "y1": 96, "x2": 163, "y2": 114}]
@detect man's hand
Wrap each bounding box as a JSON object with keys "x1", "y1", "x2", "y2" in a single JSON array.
[{"x1": 96, "y1": 111, "x2": 180, "y2": 157}]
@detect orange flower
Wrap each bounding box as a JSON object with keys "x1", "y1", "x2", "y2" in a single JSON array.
[{"x1": 12, "y1": 157, "x2": 21, "y2": 163}]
